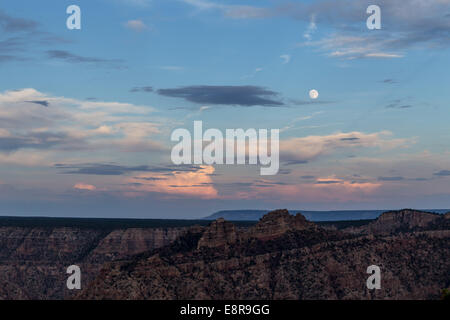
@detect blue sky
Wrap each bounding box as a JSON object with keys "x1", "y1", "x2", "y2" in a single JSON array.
[{"x1": 1, "y1": 0, "x2": 450, "y2": 218}]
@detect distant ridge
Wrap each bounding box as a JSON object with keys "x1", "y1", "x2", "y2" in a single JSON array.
[
  {"x1": 0, "y1": 216, "x2": 256, "y2": 229},
  {"x1": 77, "y1": 209, "x2": 450, "y2": 300},
  {"x1": 203, "y1": 209, "x2": 450, "y2": 222}
]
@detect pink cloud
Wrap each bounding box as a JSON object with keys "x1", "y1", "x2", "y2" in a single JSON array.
[
  {"x1": 73, "y1": 183, "x2": 97, "y2": 191},
  {"x1": 125, "y1": 165, "x2": 218, "y2": 199},
  {"x1": 220, "y1": 176, "x2": 382, "y2": 203}
]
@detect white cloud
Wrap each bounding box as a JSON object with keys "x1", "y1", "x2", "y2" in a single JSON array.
[
  {"x1": 281, "y1": 131, "x2": 410, "y2": 163},
  {"x1": 181, "y1": 0, "x2": 269, "y2": 19},
  {"x1": 158, "y1": 65, "x2": 184, "y2": 71},
  {"x1": 0, "y1": 88, "x2": 163, "y2": 155},
  {"x1": 184, "y1": 1, "x2": 450, "y2": 59},
  {"x1": 303, "y1": 14, "x2": 317, "y2": 41},
  {"x1": 118, "y1": 0, "x2": 152, "y2": 7},
  {"x1": 124, "y1": 20, "x2": 148, "y2": 32},
  {"x1": 241, "y1": 67, "x2": 263, "y2": 79},
  {"x1": 304, "y1": 34, "x2": 404, "y2": 60},
  {"x1": 364, "y1": 53, "x2": 403, "y2": 59},
  {"x1": 280, "y1": 54, "x2": 291, "y2": 64}
]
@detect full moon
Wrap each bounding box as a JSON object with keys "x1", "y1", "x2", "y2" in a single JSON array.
[{"x1": 309, "y1": 89, "x2": 319, "y2": 99}]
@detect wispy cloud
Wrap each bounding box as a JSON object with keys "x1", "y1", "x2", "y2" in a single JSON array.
[
  {"x1": 280, "y1": 131, "x2": 411, "y2": 164},
  {"x1": 184, "y1": 1, "x2": 450, "y2": 59},
  {"x1": 117, "y1": 0, "x2": 152, "y2": 6},
  {"x1": 381, "y1": 79, "x2": 397, "y2": 84},
  {"x1": 280, "y1": 54, "x2": 291, "y2": 64},
  {"x1": 378, "y1": 176, "x2": 404, "y2": 181},
  {"x1": 55, "y1": 163, "x2": 203, "y2": 176},
  {"x1": 434, "y1": 170, "x2": 450, "y2": 177},
  {"x1": 124, "y1": 19, "x2": 149, "y2": 32},
  {"x1": 0, "y1": 131, "x2": 85, "y2": 152},
  {"x1": 130, "y1": 86, "x2": 153, "y2": 93},
  {"x1": 126, "y1": 165, "x2": 218, "y2": 199},
  {"x1": 303, "y1": 14, "x2": 317, "y2": 41},
  {"x1": 47, "y1": 50, "x2": 125, "y2": 69},
  {"x1": 158, "y1": 65, "x2": 184, "y2": 71},
  {"x1": 73, "y1": 183, "x2": 97, "y2": 191},
  {"x1": 385, "y1": 98, "x2": 413, "y2": 109},
  {"x1": 303, "y1": 35, "x2": 404, "y2": 60},
  {"x1": 0, "y1": 10, "x2": 68, "y2": 63},
  {"x1": 0, "y1": 10, "x2": 38, "y2": 32},
  {"x1": 181, "y1": 0, "x2": 269, "y2": 19},
  {"x1": 241, "y1": 67, "x2": 263, "y2": 79},
  {"x1": 0, "y1": 88, "x2": 163, "y2": 155}
]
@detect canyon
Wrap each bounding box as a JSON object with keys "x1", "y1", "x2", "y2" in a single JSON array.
[{"x1": 0, "y1": 209, "x2": 448, "y2": 300}]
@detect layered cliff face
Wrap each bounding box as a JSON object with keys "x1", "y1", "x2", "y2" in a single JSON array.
[
  {"x1": 78, "y1": 209, "x2": 450, "y2": 300},
  {"x1": 246, "y1": 209, "x2": 315, "y2": 240},
  {"x1": 197, "y1": 218, "x2": 237, "y2": 249},
  {"x1": 0, "y1": 227, "x2": 186, "y2": 299},
  {"x1": 196, "y1": 209, "x2": 321, "y2": 249},
  {"x1": 1, "y1": 209, "x2": 448, "y2": 300},
  {"x1": 343, "y1": 209, "x2": 445, "y2": 235}
]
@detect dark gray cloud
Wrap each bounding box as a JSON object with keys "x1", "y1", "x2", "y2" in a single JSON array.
[
  {"x1": 157, "y1": 85, "x2": 284, "y2": 106},
  {"x1": 386, "y1": 103, "x2": 412, "y2": 109},
  {"x1": 37, "y1": 33, "x2": 70, "y2": 45},
  {"x1": 0, "y1": 132, "x2": 83, "y2": 152},
  {"x1": 25, "y1": 100, "x2": 49, "y2": 107},
  {"x1": 134, "y1": 176, "x2": 167, "y2": 181},
  {"x1": 253, "y1": 180, "x2": 288, "y2": 186},
  {"x1": 0, "y1": 54, "x2": 24, "y2": 63},
  {"x1": 434, "y1": 170, "x2": 450, "y2": 177},
  {"x1": 47, "y1": 50, "x2": 124, "y2": 69},
  {"x1": 0, "y1": 37, "x2": 26, "y2": 53},
  {"x1": 378, "y1": 176, "x2": 404, "y2": 181},
  {"x1": 0, "y1": 11, "x2": 69, "y2": 64},
  {"x1": 216, "y1": 180, "x2": 289, "y2": 190},
  {"x1": 315, "y1": 180, "x2": 342, "y2": 184},
  {"x1": 340, "y1": 137, "x2": 359, "y2": 141},
  {"x1": 283, "y1": 160, "x2": 309, "y2": 166},
  {"x1": 220, "y1": 182, "x2": 255, "y2": 188},
  {"x1": 301, "y1": 175, "x2": 315, "y2": 179},
  {"x1": 386, "y1": 98, "x2": 413, "y2": 109},
  {"x1": 0, "y1": 10, "x2": 38, "y2": 32},
  {"x1": 277, "y1": 168, "x2": 292, "y2": 175},
  {"x1": 0, "y1": 37, "x2": 29, "y2": 63},
  {"x1": 411, "y1": 177, "x2": 428, "y2": 181},
  {"x1": 56, "y1": 164, "x2": 152, "y2": 175},
  {"x1": 130, "y1": 86, "x2": 153, "y2": 93},
  {"x1": 55, "y1": 163, "x2": 203, "y2": 175},
  {"x1": 381, "y1": 79, "x2": 397, "y2": 84}
]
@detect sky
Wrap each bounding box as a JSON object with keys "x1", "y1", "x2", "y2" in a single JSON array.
[{"x1": 0, "y1": 0, "x2": 450, "y2": 218}]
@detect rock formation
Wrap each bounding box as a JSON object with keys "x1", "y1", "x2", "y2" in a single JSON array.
[
  {"x1": 0, "y1": 209, "x2": 448, "y2": 300},
  {"x1": 0, "y1": 226, "x2": 186, "y2": 299},
  {"x1": 77, "y1": 209, "x2": 449, "y2": 300}
]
